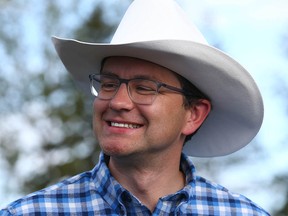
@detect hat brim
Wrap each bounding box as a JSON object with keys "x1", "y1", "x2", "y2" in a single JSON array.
[{"x1": 52, "y1": 36, "x2": 263, "y2": 157}]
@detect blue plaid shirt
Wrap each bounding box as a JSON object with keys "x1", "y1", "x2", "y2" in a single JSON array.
[{"x1": 1, "y1": 152, "x2": 269, "y2": 215}]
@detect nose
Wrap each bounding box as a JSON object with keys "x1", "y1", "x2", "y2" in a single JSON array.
[{"x1": 109, "y1": 83, "x2": 135, "y2": 111}]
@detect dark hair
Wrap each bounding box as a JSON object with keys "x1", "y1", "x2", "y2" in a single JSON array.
[
  {"x1": 100, "y1": 57, "x2": 108, "y2": 71},
  {"x1": 175, "y1": 74, "x2": 211, "y2": 144}
]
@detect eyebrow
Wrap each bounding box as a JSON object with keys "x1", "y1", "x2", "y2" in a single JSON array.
[{"x1": 101, "y1": 71, "x2": 161, "y2": 81}]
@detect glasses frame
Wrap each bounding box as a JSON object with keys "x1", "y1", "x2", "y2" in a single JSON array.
[{"x1": 89, "y1": 74, "x2": 194, "y2": 105}]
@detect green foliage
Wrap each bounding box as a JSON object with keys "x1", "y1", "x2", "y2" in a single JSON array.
[
  {"x1": 19, "y1": 2, "x2": 116, "y2": 192},
  {"x1": 75, "y1": 5, "x2": 115, "y2": 43},
  {"x1": 0, "y1": 0, "x2": 124, "y2": 199}
]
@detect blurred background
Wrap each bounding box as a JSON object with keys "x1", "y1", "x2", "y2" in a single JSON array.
[{"x1": 0, "y1": 0, "x2": 287, "y2": 215}]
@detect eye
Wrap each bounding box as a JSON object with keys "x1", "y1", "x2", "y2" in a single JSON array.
[
  {"x1": 101, "y1": 82, "x2": 119, "y2": 92},
  {"x1": 134, "y1": 85, "x2": 157, "y2": 95},
  {"x1": 130, "y1": 79, "x2": 157, "y2": 94}
]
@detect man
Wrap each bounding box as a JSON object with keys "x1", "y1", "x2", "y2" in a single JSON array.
[{"x1": 1, "y1": 0, "x2": 269, "y2": 215}]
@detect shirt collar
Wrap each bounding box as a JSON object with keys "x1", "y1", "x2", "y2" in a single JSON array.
[
  {"x1": 91, "y1": 152, "x2": 125, "y2": 211},
  {"x1": 179, "y1": 152, "x2": 197, "y2": 199},
  {"x1": 91, "y1": 152, "x2": 197, "y2": 211}
]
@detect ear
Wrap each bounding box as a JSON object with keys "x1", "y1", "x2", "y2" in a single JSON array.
[{"x1": 182, "y1": 99, "x2": 211, "y2": 136}]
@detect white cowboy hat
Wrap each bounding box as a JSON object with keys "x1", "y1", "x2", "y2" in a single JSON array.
[{"x1": 52, "y1": 0, "x2": 264, "y2": 157}]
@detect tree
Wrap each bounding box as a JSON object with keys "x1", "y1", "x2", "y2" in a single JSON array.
[
  {"x1": 271, "y1": 32, "x2": 288, "y2": 215},
  {"x1": 0, "y1": 0, "x2": 130, "y2": 203}
]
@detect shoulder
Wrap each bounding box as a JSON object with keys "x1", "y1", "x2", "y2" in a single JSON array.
[
  {"x1": 0, "y1": 153, "x2": 113, "y2": 215},
  {"x1": 1, "y1": 170, "x2": 100, "y2": 215},
  {"x1": 180, "y1": 154, "x2": 270, "y2": 215},
  {"x1": 190, "y1": 175, "x2": 270, "y2": 215}
]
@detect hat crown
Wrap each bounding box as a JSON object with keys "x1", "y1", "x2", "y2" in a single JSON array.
[{"x1": 111, "y1": 0, "x2": 208, "y2": 45}]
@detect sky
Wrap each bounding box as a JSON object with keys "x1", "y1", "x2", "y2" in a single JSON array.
[
  {"x1": 1, "y1": 0, "x2": 288, "y2": 213},
  {"x1": 179, "y1": 0, "x2": 288, "y2": 211}
]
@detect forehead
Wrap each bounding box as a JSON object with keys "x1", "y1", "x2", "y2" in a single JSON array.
[{"x1": 102, "y1": 57, "x2": 179, "y2": 82}]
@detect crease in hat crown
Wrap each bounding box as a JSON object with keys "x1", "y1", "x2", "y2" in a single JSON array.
[{"x1": 110, "y1": 0, "x2": 208, "y2": 45}]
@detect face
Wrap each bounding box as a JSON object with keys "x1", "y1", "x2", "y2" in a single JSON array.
[{"x1": 93, "y1": 57, "x2": 196, "y2": 158}]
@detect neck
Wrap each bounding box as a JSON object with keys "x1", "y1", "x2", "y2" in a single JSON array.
[{"x1": 108, "y1": 152, "x2": 185, "y2": 212}]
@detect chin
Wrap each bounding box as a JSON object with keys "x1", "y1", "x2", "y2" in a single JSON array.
[{"x1": 100, "y1": 143, "x2": 130, "y2": 156}]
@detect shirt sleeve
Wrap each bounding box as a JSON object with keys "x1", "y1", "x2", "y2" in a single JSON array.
[{"x1": 0, "y1": 208, "x2": 13, "y2": 216}]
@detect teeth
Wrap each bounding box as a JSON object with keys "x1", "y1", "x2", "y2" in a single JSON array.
[{"x1": 111, "y1": 122, "x2": 141, "y2": 129}]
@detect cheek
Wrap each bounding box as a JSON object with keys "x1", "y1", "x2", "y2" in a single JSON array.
[
  {"x1": 92, "y1": 99, "x2": 107, "y2": 132},
  {"x1": 145, "y1": 97, "x2": 187, "y2": 132},
  {"x1": 92, "y1": 100, "x2": 99, "y2": 120},
  {"x1": 93, "y1": 99, "x2": 107, "y2": 116}
]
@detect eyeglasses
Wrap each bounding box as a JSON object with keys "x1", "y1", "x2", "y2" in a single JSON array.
[{"x1": 89, "y1": 74, "x2": 192, "y2": 105}]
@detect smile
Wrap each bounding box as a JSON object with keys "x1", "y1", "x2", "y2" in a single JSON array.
[{"x1": 110, "y1": 122, "x2": 142, "y2": 129}]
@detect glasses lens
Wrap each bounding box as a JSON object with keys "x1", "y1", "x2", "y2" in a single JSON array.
[
  {"x1": 91, "y1": 75, "x2": 119, "y2": 100},
  {"x1": 89, "y1": 75, "x2": 158, "y2": 105},
  {"x1": 128, "y1": 79, "x2": 158, "y2": 105}
]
